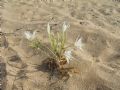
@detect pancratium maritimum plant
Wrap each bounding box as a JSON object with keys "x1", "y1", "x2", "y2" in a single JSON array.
[
  {"x1": 47, "y1": 22, "x2": 72, "y2": 66},
  {"x1": 28, "y1": 22, "x2": 80, "y2": 77}
]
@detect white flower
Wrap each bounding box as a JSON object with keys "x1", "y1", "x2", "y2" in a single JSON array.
[
  {"x1": 74, "y1": 36, "x2": 83, "y2": 50},
  {"x1": 47, "y1": 23, "x2": 50, "y2": 34},
  {"x1": 62, "y1": 21, "x2": 70, "y2": 32},
  {"x1": 64, "y1": 49, "x2": 73, "y2": 64},
  {"x1": 24, "y1": 31, "x2": 37, "y2": 40}
]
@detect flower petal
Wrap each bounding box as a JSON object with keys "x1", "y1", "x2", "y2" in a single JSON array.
[
  {"x1": 64, "y1": 49, "x2": 73, "y2": 64},
  {"x1": 74, "y1": 37, "x2": 83, "y2": 50},
  {"x1": 62, "y1": 21, "x2": 70, "y2": 32},
  {"x1": 47, "y1": 23, "x2": 50, "y2": 34}
]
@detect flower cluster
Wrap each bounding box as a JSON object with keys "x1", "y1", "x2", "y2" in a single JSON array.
[{"x1": 24, "y1": 31, "x2": 37, "y2": 41}]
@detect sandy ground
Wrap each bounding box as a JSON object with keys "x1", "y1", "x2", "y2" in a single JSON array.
[{"x1": 0, "y1": 0, "x2": 120, "y2": 90}]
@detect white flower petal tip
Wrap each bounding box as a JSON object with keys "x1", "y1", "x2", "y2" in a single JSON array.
[
  {"x1": 64, "y1": 50, "x2": 73, "y2": 64},
  {"x1": 74, "y1": 37, "x2": 84, "y2": 50},
  {"x1": 47, "y1": 23, "x2": 50, "y2": 34},
  {"x1": 24, "y1": 31, "x2": 37, "y2": 40},
  {"x1": 62, "y1": 21, "x2": 70, "y2": 32}
]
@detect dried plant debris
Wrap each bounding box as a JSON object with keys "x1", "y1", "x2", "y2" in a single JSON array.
[
  {"x1": 0, "y1": 57, "x2": 6, "y2": 90},
  {"x1": 0, "y1": 32, "x2": 8, "y2": 48},
  {"x1": 40, "y1": 58, "x2": 79, "y2": 81},
  {"x1": 112, "y1": 0, "x2": 120, "y2": 2}
]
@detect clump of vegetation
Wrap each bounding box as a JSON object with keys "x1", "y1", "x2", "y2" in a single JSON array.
[
  {"x1": 29, "y1": 39, "x2": 41, "y2": 49},
  {"x1": 25, "y1": 22, "x2": 84, "y2": 79},
  {"x1": 45, "y1": 22, "x2": 77, "y2": 78},
  {"x1": 47, "y1": 22, "x2": 72, "y2": 67},
  {"x1": 24, "y1": 30, "x2": 42, "y2": 49}
]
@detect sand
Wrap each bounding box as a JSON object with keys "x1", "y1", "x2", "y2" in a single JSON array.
[{"x1": 0, "y1": 0, "x2": 120, "y2": 90}]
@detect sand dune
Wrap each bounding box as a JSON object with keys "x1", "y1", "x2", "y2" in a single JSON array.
[{"x1": 0, "y1": 0, "x2": 120, "y2": 90}]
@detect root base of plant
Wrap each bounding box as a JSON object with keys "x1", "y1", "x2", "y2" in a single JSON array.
[{"x1": 42, "y1": 58, "x2": 79, "y2": 80}]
